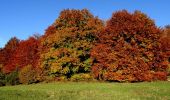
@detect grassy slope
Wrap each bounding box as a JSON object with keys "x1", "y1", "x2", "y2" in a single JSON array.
[{"x1": 0, "y1": 82, "x2": 170, "y2": 100}]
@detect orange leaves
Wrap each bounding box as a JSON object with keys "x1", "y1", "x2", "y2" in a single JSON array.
[
  {"x1": 91, "y1": 10, "x2": 167, "y2": 82},
  {"x1": 44, "y1": 25, "x2": 57, "y2": 36},
  {"x1": 1, "y1": 9, "x2": 169, "y2": 83},
  {"x1": 39, "y1": 9, "x2": 103, "y2": 79},
  {"x1": 153, "y1": 71, "x2": 167, "y2": 81}
]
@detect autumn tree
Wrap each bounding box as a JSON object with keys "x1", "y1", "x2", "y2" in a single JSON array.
[
  {"x1": 91, "y1": 10, "x2": 167, "y2": 82},
  {"x1": 0, "y1": 37, "x2": 20, "y2": 68},
  {"x1": 3, "y1": 36, "x2": 40, "y2": 73},
  {"x1": 160, "y1": 25, "x2": 170, "y2": 75},
  {"x1": 0, "y1": 49, "x2": 4, "y2": 65},
  {"x1": 39, "y1": 9, "x2": 103, "y2": 79}
]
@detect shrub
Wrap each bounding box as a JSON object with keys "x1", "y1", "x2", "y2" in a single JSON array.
[
  {"x1": 19, "y1": 65, "x2": 45, "y2": 84},
  {"x1": 5, "y1": 69, "x2": 19, "y2": 85},
  {"x1": 0, "y1": 72, "x2": 5, "y2": 86},
  {"x1": 19, "y1": 65, "x2": 36, "y2": 84},
  {"x1": 0, "y1": 64, "x2": 5, "y2": 86}
]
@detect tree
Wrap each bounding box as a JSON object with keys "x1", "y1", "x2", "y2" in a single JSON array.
[
  {"x1": 3, "y1": 37, "x2": 40, "y2": 73},
  {"x1": 39, "y1": 9, "x2": 103, "y2": 79},
  {"x1": 161, "y1": 25, "x2": 170, "y2": 75},
  {"x1": 0, "y1": 49, "x2": 4, "y2": 65},
  {"x1": 91, "y1": 10, "x2": 167, "y2": 82},
  {"x1": 0, "y1": 37, "x2": 20, "y2": 68},
  {"x1": 0, "y1": 37, "x2": 20, "y2": 85}
]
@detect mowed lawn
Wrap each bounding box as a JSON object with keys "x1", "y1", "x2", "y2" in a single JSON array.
[{"x1": 0, "y1": 81, "x2": 170, "y2": 100}]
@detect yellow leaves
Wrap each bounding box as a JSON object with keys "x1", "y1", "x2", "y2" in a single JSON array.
[
  {"x1": 73, "y1": 40, "x2": 92, "y2": 50},
  {"x1": 39, "y1": 9, "x2": 103, "y2": 78},
  {"x1": 51, "y1": 63, "x2": 62, "y2": 74},
  {"x1": 41, "y1": 44, "x2": 94, "y2": 76},
  {"x1": 62, "y1": 67, "x2": 70, "y2": 74},
  {"x1": 19, "y1": 65, "x2": 36, "y2": 84},
  {"x1": 55, "y1": 9, "x2": 96, "y2": 29},
  {"x1": 50, "y1": 56, "x2": 72, "y2": 74}
]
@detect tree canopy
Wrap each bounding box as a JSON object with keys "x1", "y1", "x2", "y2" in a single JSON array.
[{"x1": 0, "y1": 9, "x2": 169, "y2": 85}]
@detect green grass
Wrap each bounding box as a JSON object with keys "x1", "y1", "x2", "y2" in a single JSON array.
[{"x1": 0, "y1": 81, "x2": 170, "y2": 100}]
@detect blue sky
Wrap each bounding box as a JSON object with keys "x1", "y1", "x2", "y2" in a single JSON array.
[{"x1": 0, "y1": 0, "x2": 170, "y2": 48}]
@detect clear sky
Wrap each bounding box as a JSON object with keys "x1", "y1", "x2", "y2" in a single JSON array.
[{"x1": 0, "y1": 0, "x2": 170, "y2": 48}]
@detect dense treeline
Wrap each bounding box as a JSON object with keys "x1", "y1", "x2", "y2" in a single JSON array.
[{"x1": 0, "y1": 9, "x2": 170, "y2": 86}]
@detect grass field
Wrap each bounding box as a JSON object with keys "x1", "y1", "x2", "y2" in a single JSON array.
[{"x1": 0, "y1": 81, "x2": 170, "y2": 100}]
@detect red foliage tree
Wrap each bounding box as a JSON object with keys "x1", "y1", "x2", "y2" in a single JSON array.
[
  {"x1": 0, "y1": 37, "x2": 20, "y2": 66},
  {"x1": 0, "y1": 49, "x2": 5, "y2": 65},
  {"x1": 3, "y1": 37, "x2": 40, "y2": 73},
  {"x1": 160, "y1": 25, "x2": 170, "y2": 75},
  {"x1": 91, "y1": 10, "x2": 167, "y2": 82}
]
